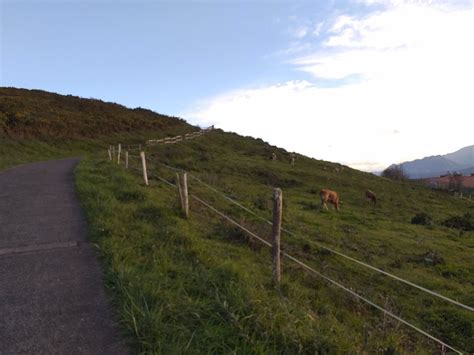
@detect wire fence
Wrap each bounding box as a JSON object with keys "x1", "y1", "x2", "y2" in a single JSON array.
[
  {"x1": 145, "y1": 167, "x2": 464, "y2": 354},
  {"x1": 107, "y1": 147, "x2": 470, "y2": 354},
  {"x1": 155, "y1": 161, "x2": 473, "y2": 313}
]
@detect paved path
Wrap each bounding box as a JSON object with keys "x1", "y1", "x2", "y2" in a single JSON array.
[{"x1": 0, "y1": 158, "x2": 128, "y2": 354}]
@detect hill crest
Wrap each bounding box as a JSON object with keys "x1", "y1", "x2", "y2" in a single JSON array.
[{"x1": 0, "y1": 87, "x2": 190, "y2": 139}]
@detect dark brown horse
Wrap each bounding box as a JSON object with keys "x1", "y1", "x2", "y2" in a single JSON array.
[{"x1": 365, "y1": 190, "x2": 377, "y2": 205}]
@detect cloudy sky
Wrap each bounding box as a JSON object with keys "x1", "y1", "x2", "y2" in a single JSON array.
[{"x1": 2, "y1": 0, "x2": 473, "y2": 171}]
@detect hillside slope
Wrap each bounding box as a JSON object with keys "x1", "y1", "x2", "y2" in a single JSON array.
[
  {"x1": 1, "y1": 88, "x2": 473, "y2": 353},
  {"x1": 0, "y1": 87, "x2": 189, "y2": 139},
  {"x1": 0, "y1": 87, "x2": 192, "y2": 169},
  {"x1": 78, "y1": 132, "x2": 473, "y2": 353}
]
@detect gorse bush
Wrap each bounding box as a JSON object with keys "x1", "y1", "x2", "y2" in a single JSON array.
[
  {"x1": 442, "y1": 213, "x2": 473, "y2": 231},
  {"x1": 411, "y1": 212, "x2": 432, "y2": 226},
  {"x1": 0, "y1": 87, "x2": 188, "y2": 139}
]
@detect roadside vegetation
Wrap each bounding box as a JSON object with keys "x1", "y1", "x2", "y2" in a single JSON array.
[
  {"x1": 0, "y1": 87, "x2": 191, "y2": 170},
  {"x1": 2, "y1": 88, "x2": 473, "y2": 353}
]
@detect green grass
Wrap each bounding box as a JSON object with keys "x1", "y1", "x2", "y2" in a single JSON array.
[
  {"x1": 0, "y1": 129, "x2": 189, "y2": 171},
  {"x1": 72, "y1": 130, "x2": 473, "y2": 353},
  {"x1": 112, "y1": 129, "x2": 472, "y2": 353},
  {"x1": 75, "y1": 158, "x2": 441, "y2": 353}
]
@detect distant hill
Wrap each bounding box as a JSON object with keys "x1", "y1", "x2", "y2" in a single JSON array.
[
  {"x1": 444, "y1": 145, "x2": 474, "y2": 166},
  {"x1": 390, "y1": 145, "x2": 474, "y2": 179},
  {"x1": 459, "y1": 165, "x2": 474, "y2": 175}
]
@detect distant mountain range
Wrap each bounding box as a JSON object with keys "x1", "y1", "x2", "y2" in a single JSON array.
[{"x1": 390, "y1": 145, "x2": 474, "y2": 179}]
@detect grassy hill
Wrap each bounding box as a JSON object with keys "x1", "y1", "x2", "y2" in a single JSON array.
[
  {"x1": 0, "y1": 87, "x2": 191, "y2": 169},
  {"x1": 1, "y1": 88, "x2": 473, "y2": 353}
]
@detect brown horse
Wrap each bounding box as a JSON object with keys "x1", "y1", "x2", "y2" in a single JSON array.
[{"x1": 320, "y1": 189, "x2": 341, "y2": 211}]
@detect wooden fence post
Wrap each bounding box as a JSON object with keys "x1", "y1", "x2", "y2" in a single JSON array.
[
  {"x1": 125, "y1": 151, "x2": 129, "y2": 169},
  {"x1": 117, "y1": 144, "x2": 121, "y2": 164},
  {"x1": 176, "y1": 172, "x2": 189, "y2": 218},
  {"x1": 140, "y1": 151, "x2": 149, "y2": 186},
  {"x1": 272, "y1": 188, "x2": 282, "y2": 285},
  {"x1": 108, "y1": 148, "x2": 112, "y2": 161},
  {"x1": 181, "y1": 172, "x2": 189, "y2": 218}
]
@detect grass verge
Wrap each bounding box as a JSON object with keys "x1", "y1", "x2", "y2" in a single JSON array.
[{"x1": 74, "y1": 157, "x2": 469, "y2": 353}]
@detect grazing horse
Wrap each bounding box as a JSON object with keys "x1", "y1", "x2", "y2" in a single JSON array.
[
  {"x1": 320, "y1": 189, "x2": 341, "y2": 211},
  {"x1": 365, "y1": 190, "x2": 377, "y2": 205}
]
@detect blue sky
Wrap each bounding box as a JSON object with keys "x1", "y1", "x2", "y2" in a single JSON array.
[
  {"x1": 2, "y1": 0, "x2": 473, "y2": 171},
  {"x1": 2, "y1": 1, "x2": 327, "y2": 112}
]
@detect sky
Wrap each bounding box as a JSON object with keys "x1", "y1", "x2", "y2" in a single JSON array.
[{"x1": 1, "y1": 0, "x2": 473, "y2": 171}]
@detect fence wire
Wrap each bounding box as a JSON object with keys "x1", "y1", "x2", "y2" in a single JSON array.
[
  {"x1": 154, "y1": 160, "x2": 473, "y2": 313},
  {"x1": 108, "y1": 151, "x2": 471, "y2": 353},
  {"x1": 147, "y1": 171, "x2": 464, "y2": 355}
]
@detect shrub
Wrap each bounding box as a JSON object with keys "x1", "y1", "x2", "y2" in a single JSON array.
[
  {"x1": 442, "y1": 213, "x2": 473, "y2": 231},
  {"x1": 411, "y1": 213, "x2": 432, "y2": 226},
  {"x1": 382, "y1": 164, "x2": 408, "y2": 181},
  {"x1": 409, "y1": 250, "x2": 445, "y2": 266}
]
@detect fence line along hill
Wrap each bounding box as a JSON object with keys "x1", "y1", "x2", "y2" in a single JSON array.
[{"x1": 101, "y1": 134, "x2": 473, "y2": 353}]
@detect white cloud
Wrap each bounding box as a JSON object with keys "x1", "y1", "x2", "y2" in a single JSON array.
[
  {"x1": 185, "y1": 1, "x2": 474, "y2": 172},
  {"x1": 274, "y1": 41, "x2": 312, "y2": 56},
  {"x1": 186, "y1": 80, "x2": 421, "y2": 172},
  {"x1": 313, "y1": 22, "x2": 324, "y2": 37},
  {"x1": 293, "y1": 26, "x2": 308, "y2": 39}
]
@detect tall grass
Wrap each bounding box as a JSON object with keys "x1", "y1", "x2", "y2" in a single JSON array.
[{"x1": 75, "y1": 155, "x2": 473, "y2": 353}]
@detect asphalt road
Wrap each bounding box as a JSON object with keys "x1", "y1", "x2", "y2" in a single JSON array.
[{"x1": 0, "y1": 158, "x2": 128, "y2": 354}]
